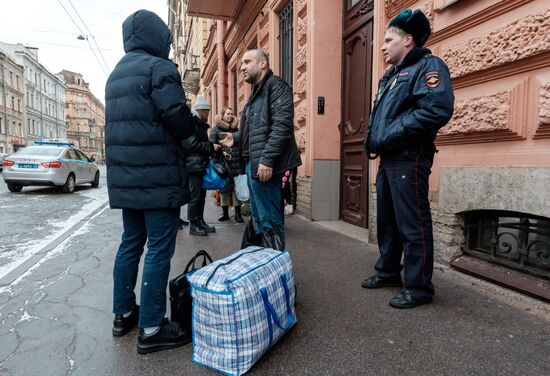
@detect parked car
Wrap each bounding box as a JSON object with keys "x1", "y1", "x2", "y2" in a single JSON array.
[
  {"x1": 0, "y1": 153, "x2": 8, "y2": 173},
  {"x1": 1, "y1": 141, "x2": 99, "y2": 193}
]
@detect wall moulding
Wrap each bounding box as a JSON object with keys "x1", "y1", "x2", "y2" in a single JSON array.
[
  {"x1": 225, "y1": 0, "x2": 268, "y2": 57},
  {"x1": 437, "y1": 79, "x2": 531, "y2": 145},
  {"x1": 450, "y1": 50, "x2": 550, "y2": 90},
  {"x1": 385, "y1": 0, "x2": 417, "y2": 17},
  {"x1": 534, "y1": 81, "x2": 550, "y2": 139},
  {"x1": 428, "y1": 0, "x2": 532, "y2": 45},
  {"x1": 443, "y1": 9, "x2": 550, "y2": 81},
  {"x1": 201, "y1": 44, "x2": 219, "y2": 84}
]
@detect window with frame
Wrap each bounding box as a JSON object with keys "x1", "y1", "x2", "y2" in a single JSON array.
[
  {"x1": 348, "y1": 0, "x2": 361, "y2": 9},
  {"x1": 279, "y1": 1, "x2": 294, "y2": 86}
]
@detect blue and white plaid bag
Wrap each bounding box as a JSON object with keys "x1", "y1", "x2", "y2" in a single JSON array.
[{"x1": 187, "y1": 246, "x2": 297, "y2": 376}]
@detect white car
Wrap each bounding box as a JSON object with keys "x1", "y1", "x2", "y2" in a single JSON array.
[{"x1": 1, "y1": 141, "x2": 99, "y2": 193}]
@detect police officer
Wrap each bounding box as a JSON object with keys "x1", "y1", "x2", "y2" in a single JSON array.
[{"x1": 362, "y1": 9, "x2": 454, "y2": 308}]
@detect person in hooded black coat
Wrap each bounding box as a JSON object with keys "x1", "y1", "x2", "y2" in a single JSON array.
[
  {"x1": 105, "y1": 9, "x2": 193, "y2": 354},
  {"x1": 181, "y1": 95, "x2": 221, "y2": 236}
]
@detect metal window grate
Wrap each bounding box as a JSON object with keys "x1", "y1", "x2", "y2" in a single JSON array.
[
  {"x1": 464, "y1": 210, "x2": 550, "y2": 280},
  {"x1": 279, "y1": 1, "x2": 293, "y2": 86}
]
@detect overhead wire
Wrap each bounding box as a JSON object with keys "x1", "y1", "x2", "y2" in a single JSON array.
[
  {"x1": 67, "y1": 0, "x2": 111, "y2": 72},
  {"x1": 56, "y1": 0, "x2": 109, "y2": 77}
]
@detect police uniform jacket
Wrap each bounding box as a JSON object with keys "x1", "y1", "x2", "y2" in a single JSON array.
[{"x1": 365, "y1": 47, "x2": 454, "y2": 159}]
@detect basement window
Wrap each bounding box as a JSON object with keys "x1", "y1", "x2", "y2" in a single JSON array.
[{"x1": 464, "y1": 210, "x2": 550, "y2": 280}]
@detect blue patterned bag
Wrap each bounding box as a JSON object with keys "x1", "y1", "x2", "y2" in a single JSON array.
[{"x1": 187, "y1": 246, "x2": 297, "y2": 376}]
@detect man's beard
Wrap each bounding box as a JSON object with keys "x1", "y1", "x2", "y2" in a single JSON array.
[{"x1": 244, "y1": 73, "x2": 257, "y2": 84}]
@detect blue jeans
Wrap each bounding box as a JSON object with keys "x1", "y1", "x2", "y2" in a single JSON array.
[
  {"x1": 113, "y1": 208, "x2": 180, "y2": 328},
  {"x1": 246, "y1": 162, "x2": 284, "y2": 238}
]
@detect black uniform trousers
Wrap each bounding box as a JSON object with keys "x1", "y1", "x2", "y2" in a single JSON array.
[
  {"x1": 374, "y1": 150, "x2": 435, "y2": 300},
  {"x1": 187, "y1": 172, "x2": 206, "y2": 222}
]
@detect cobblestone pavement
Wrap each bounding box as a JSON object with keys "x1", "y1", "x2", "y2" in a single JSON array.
[{"x1": 0, "y1": 186, "x2": 549, "y2": 375}]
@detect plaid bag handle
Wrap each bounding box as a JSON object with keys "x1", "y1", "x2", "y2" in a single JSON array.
[
  {"x1": 205, "y1": 247, "x2": 265, "y2": 288},
  {"x1": 260, "y1": 273, "x2": 295, "y2": 347}
]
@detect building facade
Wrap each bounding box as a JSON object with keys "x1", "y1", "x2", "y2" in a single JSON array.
[
  {"x1": 0, "y1": 50, "x2": 25, "y2": 155},
  {"x1": 59, "y1": 70, "x2": 105, "y2": 160},
  {"x1": 175, "y1": 0, "x2": 550, "y2": 294},
  {"x1": 169, "y1": 0, "x2": 210, "y2": 103},
  {"x1": 0, "y1": 42, "x2": 67, "y2": 150}
]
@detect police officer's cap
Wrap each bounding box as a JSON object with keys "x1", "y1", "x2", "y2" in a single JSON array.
[{"x1": 388, "y1": 9, "x2": 431, "y2": 47}]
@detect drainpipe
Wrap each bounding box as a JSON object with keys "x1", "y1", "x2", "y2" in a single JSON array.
[
  {"x1": 1, "y1": 54, "x2": 9, "y2": 150},
  {"x1": 216, "y1": 20, "x2": 226, "y2": 114}
]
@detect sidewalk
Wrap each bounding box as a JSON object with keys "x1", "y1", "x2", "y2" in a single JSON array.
[{"x1": 0, "y1": 200, "x2": 549, "y2": 376}]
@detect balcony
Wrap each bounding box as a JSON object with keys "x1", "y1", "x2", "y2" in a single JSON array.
[
  {"x1": 187, "y1": 0, "x2": 244, "y2": 20},
  {"x1": 183, "y1": 68, "x2": 201, "y2": 95}
]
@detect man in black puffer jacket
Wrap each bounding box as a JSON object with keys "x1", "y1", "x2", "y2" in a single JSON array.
[
  {"x1": 221, "y1": 49, "x2": 302, "y2": 251},
  {"x1": 105, "y1": 9, "x2": 194, "y2": 353},
  {"x1": 362, "y1": 9, "x2": 454, "y2": 309}
]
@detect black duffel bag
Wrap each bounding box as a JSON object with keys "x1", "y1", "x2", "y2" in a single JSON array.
[{"x1": 169, "y1": 250, "x2": 213, "y2": 333}]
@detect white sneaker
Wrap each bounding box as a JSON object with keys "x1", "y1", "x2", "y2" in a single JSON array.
[{"x1": 284, "y1": 205, "x2": 294, "y2": 216}]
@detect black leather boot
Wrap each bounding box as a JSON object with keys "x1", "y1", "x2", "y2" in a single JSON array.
[
  {"x1": 234, "y1": 205, "x2": 244, "y2": 223},
  {"x1": 218, "y1": 206, "x2": 230, "y2": 222},
  {"x1": 189, "y1": 221, "x2": 207, "y2": 236},
  {"x1": 198, "y1": 218, "x2": 216, "y2": 233}
]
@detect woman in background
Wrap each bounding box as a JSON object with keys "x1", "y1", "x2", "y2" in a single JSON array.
[{"x1": 209, "y1": 106, "x2": 244, "y2": 223}]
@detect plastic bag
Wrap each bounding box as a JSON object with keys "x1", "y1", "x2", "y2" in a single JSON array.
[{"x1": 234, "y1": 174, "x2": 250, "y2": 201}]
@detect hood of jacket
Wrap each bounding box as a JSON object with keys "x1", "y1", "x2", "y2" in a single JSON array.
[{"x1": 123, "y1": 9, "x2": 172, "y2": 59}]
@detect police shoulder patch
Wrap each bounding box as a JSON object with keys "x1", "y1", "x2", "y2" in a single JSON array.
[{"x1": 425, "y1": 71, "x2": 441, "y2": 88}]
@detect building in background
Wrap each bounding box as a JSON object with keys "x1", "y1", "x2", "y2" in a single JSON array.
[
  {"x1": 59, "y1": 70, "x2": 105, "y2": 160},
  {"x1": 0, "y1": 50, "x2": 25, "y2": 154},
  {"x1": 168, "y1": 0, "x2": 210, "y2": 104},
  {"x1": 173, "y1": 0, "x2": 550, "y2": 297},
  {"x1": 0, "y1": 42, "x2": 67, "y2": 149}
]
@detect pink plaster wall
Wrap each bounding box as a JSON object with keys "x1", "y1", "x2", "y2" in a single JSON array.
[{"x1": 306, "y1": 0, "x2": 343, "y2": 164}]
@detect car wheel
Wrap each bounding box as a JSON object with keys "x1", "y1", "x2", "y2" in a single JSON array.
[
  {"x1": 62, "y1": 174, "x2": 75, "y2": 193},
  {"x1": 91, "y1": 171, "x2": 100, "y2": 188},
  {"x1": 7, "y1": 184, "x2": 23, "y2": 193}
]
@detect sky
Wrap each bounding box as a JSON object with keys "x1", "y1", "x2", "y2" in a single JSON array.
[{"x1": 0, "y1": 0, "x2": 170, "y2": 103}]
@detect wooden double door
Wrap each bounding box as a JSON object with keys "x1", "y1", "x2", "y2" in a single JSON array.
[{"x1": 340, "y1": 0, "x2": 374, "y2": 227}]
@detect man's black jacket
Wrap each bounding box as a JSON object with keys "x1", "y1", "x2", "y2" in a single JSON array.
[
  {"x1": 238, "y1": 70, "x2": 302, "y2": 177},
  {"x1": 105, "y1": 10, "x2": 194, "y2": 210},
  {"x1": 365, "y1": 47, "x2": 454, "y2": 158}
]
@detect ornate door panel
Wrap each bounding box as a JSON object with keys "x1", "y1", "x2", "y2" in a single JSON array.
[{"x1": 340, "y1": 0, "x2": 373, "y2": 227}]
